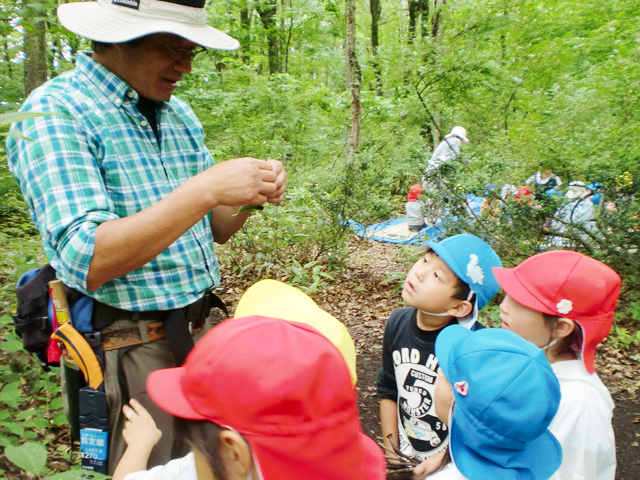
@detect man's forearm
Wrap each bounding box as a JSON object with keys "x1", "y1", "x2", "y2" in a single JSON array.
[{"x1": 87, "y1": 176, "x2": 214, "y2": 291}]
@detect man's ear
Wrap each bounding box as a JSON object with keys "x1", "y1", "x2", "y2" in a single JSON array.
[
  {"x1": 554, "y1": 317, "x2": 576, "y2": 339},
  {"x1": 447, "y1": 299, "x2": 473, "y2": 319},
  {"x1": 218, "y1": 430, "x2": 253, "y2": 479}
]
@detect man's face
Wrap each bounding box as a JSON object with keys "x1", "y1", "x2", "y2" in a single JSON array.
[{"x1": 116, "y1": 34, "x2": 196, "y2": 101}]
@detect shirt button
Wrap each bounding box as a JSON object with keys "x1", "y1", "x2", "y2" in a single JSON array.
[
  {"x1": 141, "y1": 120, "x2": 149, "y2": 127},
  {"x1": 113, "y1": 97, "x2": 121, "y2": 106},
  {"x1": 127, "y1": 91, "x2": 136, "y2": 98}
]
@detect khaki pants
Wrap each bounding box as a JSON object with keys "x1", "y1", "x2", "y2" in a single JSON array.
[{"x1": 62, "y1": 317, "x2": 212, "y2": 474}]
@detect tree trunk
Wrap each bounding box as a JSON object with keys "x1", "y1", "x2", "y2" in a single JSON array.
[
  {"x1": 419, "y1": 0, "x2": 430, "y2": 39},
  {"x1": 432, "y1": 0, "x2": 445, "y2": 41},
  {"x1": 23, "y1": 0, "x2": 48, "y2": 97},
  {"x1": 239, "y1": 0, "x2": 252, "y2": 63},
  {"x1": 257, "y1": 1, "x2": 280, "y2": 75},
  {"x1": 345, "y1": 0, "x2": 361, "y2": 156},
  {"x1": 3, "y1": 42, "x2": 12, "y2": 77},
  {"x1": 370, "y1": 0, "x2": 382, "y2": 95},
  {"x1": 408, "y1": 0, "x2": 417, "y2": 45}
]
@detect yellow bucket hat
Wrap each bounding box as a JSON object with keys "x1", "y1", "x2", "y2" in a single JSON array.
[{"x1": 234, "y1": 279, "x2": 357, "y2": 385}]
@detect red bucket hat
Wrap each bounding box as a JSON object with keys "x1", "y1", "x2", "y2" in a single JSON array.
[
  {"x1": 147, "y1": 316, "x2": 385, "y2": 480},
  {"x1": 493, "y1": 250, "x2": 621, "y2": 374}
]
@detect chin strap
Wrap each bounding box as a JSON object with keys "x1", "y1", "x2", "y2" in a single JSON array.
[
  {"x1": 542, "y1": 337, "x2": 560, "y2": 351},
  {"x1": 419, "y1": 309, "x2": 451, "y2": 317}
]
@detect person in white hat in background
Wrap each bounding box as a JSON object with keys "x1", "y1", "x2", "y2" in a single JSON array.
[
  {"x1": 7, "y1": 0, "x2": 286, "y2": 473},
  {"x1": 421, "y1": 126, "x2": 469, "y2": 222},
  {"x1": 426, "y1": 126, "x2": 470, "y2": 173}
]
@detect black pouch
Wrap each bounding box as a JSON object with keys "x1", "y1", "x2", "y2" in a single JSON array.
[{"x1": 13, "y1": 264, "x2": 58, "y2": 367}]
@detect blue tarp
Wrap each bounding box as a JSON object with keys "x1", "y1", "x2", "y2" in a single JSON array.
[{"x1": 345, "y1": 194, "x2": 485, "y2": 245}]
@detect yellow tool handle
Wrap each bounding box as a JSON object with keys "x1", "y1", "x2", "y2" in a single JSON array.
[
  {"x1": 49, "y1": 280, "x2": 70, "y2": 325},
  {"x1": 51, "y1": 323, "x2": 104, "y2": 390}
]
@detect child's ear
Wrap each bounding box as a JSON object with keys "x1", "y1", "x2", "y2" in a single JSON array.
[
  {"x1": 448, "y1": 300, "x2": 473, "y2": 318},
  {"x1": 554, "y1": 318, "x2": 576, "y2": 339},
  {"x1": 218, "y1": 429, "x2": 253, "y2": 478}
]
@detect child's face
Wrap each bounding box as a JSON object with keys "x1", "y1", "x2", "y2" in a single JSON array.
[
  {"x1": 434, "y1": 368, "x2": 454, "y2": 424},
  {"x1": 499, "y1": 294, "x2": 551, "y2": 348},
  {"x1": 402, "y1": 250, "x2": 463, "y2": 315}
]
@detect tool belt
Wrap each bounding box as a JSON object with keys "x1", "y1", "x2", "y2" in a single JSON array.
[{"x1": 93, "y1": 291, "x2": 228, "y2": 355}]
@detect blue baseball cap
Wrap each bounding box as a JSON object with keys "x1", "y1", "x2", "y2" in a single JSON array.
[
  {"x1": 426, "y1": 234, "x2": 502, "y2": 311},
  {"x1": 435, "y1": 326, "x2": 562, "y2": 480}
]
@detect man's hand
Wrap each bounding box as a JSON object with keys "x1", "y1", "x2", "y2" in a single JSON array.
[
  {"x1": 199, "y1": 157, "x2": 286, "y2": 208},
  {"x1": 265, "y1": 158, "x2": 287, "y2": 204}
]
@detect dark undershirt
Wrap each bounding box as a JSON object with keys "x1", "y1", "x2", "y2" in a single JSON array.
[{"x1": 135, "y1": 95, "x2": 159, "y2": 140}]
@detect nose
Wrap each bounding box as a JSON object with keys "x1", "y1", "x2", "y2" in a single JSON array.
[
  {"x1": 414, "y1": 262, "x2": 430, "y2": 281},
  {"x1": 499, "y1": 297, "x2": 507, "y2": 313},
  {"x1": 175, "y1": 57, "x2": 192, "y2": 74}
]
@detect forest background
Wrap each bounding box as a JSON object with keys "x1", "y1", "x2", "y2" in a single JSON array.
[{"x1": 0, "y1": 0, "x2": 639, "y2": 478}]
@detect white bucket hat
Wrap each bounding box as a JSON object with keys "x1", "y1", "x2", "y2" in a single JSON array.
[
  {"x1": 57, "y1": 0, "x2": 240, "y2": 50},
  {"x1": 445, "y1": 125, "x2": 469, "y2": 143}
]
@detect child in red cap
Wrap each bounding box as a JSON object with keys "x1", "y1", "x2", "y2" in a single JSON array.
[
  {"x1": 493, "y1": 250, "x2": 621, "y2": 480},
  {"x1": 405, "y1": 184, "x2": 426, "y2": 232},
  {"x1": 112, "y1": 316, "x2": 386, "y2": 480}
]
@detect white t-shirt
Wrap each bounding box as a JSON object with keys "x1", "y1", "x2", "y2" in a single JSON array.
[
  {"x1": 124, "y1": 452, "x2": 197, "y2": 480},
  {"x1": 427, "y1": 461, "x2": 468, "y2": 480},
  {"x1": 549, "y1": 360, "x2": 616, "y2": 480}
]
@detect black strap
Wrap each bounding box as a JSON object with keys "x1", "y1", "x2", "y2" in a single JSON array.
[{"x1": 163, "y1": 309, "x2": 194, "y2": 366}]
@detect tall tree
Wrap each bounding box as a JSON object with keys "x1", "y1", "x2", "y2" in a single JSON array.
[
  {"x1": 238, "y1": 0, "x2": 252, "y2": 63},
  {"x1": 345, "y1": 0, "x2": 361, "y2": 156},
  {"x1": 22, "y1": 0, "x2": 48, "y2": 96},
  {"x1": 369, "y1": 0, "x2": 382, "y2": 95},
  {"x1": 431, "y1": 0, "x2": 445, "y2": 40},
  {"x1": 256, "y1": 0, "x2": 280, "y2": 74}
]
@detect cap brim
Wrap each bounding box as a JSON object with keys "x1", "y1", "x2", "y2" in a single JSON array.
[
  {"x1": 234, "y1": 280, "x2": 357, "y2": 385},
  {"x1": 147, "y1": 366, "x2": 208, "y2": 421},
  {"x1": 450, "y1": 416, "x2": 562, "y2": 480},
  {"x1": 57, "y1": 3, "x2": 240, "y2": 50},
  {"x1": 492, "y1": 266, "x2": 555, "y2": 315},
  {"x1": 426, "y1": 240, "x2": 464, "y2": 285}
]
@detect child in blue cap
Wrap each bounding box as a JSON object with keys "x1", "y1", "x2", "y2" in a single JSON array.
[
  {"x1": 376, "y1": 234, "x2": 502, "y2": 477},
  {"x1": 431, "y1": 326, "x2": 563, "y2": 479}
]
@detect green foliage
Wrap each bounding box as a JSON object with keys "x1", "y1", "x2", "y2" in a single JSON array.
[{"x1": 4, "y1": 441, "x2": 47, "y2": 475}]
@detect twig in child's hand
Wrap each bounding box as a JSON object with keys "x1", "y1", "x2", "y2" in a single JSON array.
[{"x1": 384, "y1": 434, "x2": 421, "y2": 466}]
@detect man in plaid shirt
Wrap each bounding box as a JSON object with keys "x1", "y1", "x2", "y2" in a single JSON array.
[{"x1": 7, "y1": 0, "x2": 286, "y2": 473}]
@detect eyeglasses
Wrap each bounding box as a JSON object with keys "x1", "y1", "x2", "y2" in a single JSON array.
[{"x1": 151, "y1": 35, "x2": 208, "y2": 62}]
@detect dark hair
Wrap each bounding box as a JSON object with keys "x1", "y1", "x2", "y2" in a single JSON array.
[
  {"x1": 179, "y1": 419, "x2": 229, "y2": 480},
  {"x1": 422, "y1": 245, "x2": 475, "y2": 305},
  {"x1": 542, "y1": 314, "x2": 582, "y2": 357},
  {"x1": 91, "y1": 37, "x2": 145, "y2": 53}
]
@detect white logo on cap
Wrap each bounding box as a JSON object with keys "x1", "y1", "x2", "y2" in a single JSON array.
[
  {"x1": 556, "y1": 299, "x2": 573, "y2": 314},
  {"x1": 466, "y1": 254, "x2": 484, "y2": 285}
]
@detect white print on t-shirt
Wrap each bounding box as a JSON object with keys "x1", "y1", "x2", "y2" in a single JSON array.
[{"x1": 393, "y1": 348, "x2": 448, "y2": 459}]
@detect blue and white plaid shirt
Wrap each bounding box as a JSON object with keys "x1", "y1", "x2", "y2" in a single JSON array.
[{"x1": 7, "y1": 52, "x2": 220, "y2": 311}]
